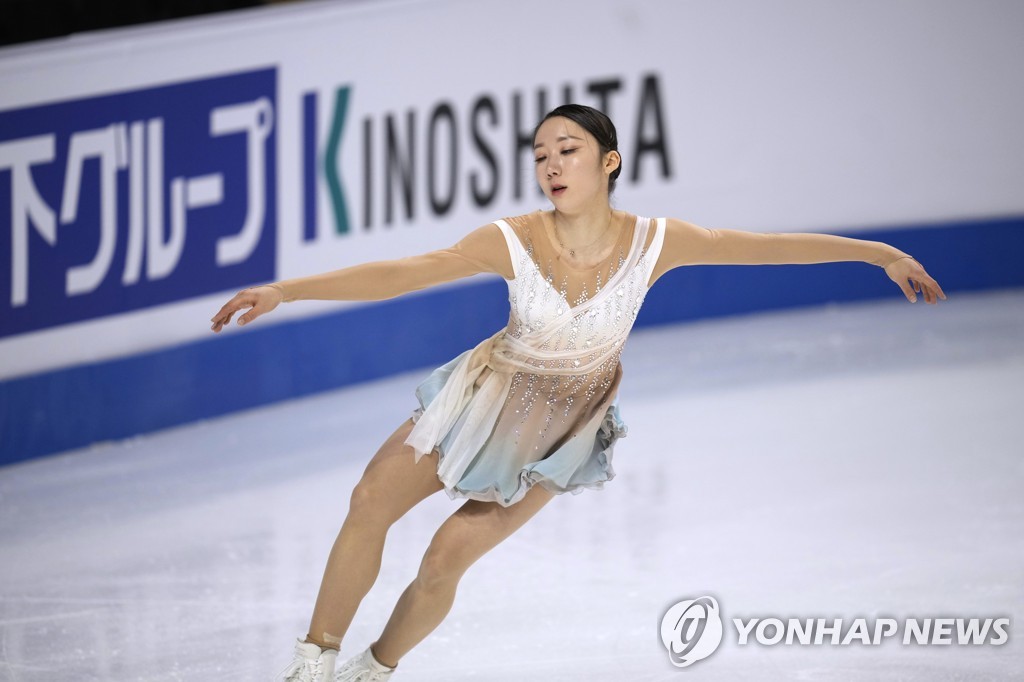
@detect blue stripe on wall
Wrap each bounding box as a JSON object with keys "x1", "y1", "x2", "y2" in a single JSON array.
[
  {"x1": 302, "y1": 91, "x2": 317, "y2": 242},
  {"x1": 2, "y1": 215, "x2": 1022, "y2": 466}
]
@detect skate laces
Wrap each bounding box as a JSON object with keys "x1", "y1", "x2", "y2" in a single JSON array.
[
  {"x1": 280, "y1": 658, "x2": 321, "y2": 682},
  {"x1": 279, "y1": 651, "x2": 324, "y2": 682}
]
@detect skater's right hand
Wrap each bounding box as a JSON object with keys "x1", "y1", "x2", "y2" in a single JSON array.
[{"x1": 210, "y1": 284, "x2": 284, "y2": 333}]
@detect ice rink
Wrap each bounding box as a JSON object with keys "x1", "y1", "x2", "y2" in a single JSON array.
[{"x1": 2, "y1": 288, "x2": 1022, "y2": 681}]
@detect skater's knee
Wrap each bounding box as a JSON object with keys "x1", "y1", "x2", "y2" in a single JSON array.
[
  {"x1": 347, "y1": 480, "x2": 395, "y2": 529},
  {"x1": 416, "y1": 542, "x2": 471, "y2": 590}
]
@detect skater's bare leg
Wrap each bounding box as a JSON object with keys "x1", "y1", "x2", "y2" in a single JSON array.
[
  {"x1": 305, "y1": 418, "x2": 444, "y2": 650},
  {"x1": 370, "y1": 484, "x2": 557, "y2": 668}
]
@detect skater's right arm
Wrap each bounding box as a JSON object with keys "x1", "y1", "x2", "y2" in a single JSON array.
[{"x1": 210, "y1": 224, "x2": 512, "y2": 332}]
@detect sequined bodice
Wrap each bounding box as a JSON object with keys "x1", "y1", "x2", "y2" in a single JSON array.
[
  {"x1": 504, "y1": 220, "x2": 653, "y2": 358},
  {"x1": 492, "y1": 212, "x2": 663, "y2": 447}
]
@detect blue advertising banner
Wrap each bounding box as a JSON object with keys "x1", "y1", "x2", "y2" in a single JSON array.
[{"x1": 0, "y1": 67, "x2": 277, "y2": 338}]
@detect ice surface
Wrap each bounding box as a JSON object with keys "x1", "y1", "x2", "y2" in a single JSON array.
[{"x1": 2, "y1": 289, "x2": 1022, "y2": 681}]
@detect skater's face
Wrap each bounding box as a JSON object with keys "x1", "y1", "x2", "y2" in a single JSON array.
[{"x1": 533, "y1": 116, "x2": 620, "y2": 210}]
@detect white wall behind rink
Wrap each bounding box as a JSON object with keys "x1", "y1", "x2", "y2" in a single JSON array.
[{"x1": 1, "y1": 0, "x2": 1021, "y2": 381}]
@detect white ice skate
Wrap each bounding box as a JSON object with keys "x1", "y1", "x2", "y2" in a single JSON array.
[
  {"x1": 277, "y1": 638, "x2": 338, "y2": 682},
  {"x1": 333, "y1": 645, "x2": 396, "y2": 681}
]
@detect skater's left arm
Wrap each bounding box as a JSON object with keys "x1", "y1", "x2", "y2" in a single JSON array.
[{"x1": 651, "y1": 218, "x2": 947, "y2": 304}]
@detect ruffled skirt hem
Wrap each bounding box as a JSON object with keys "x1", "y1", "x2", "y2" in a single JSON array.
[{"x1": 410, "y1": 402, "x2": 627, "y2": 508}]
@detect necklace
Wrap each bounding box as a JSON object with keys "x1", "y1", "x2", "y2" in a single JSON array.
[{"x1": 554, "y1": 212, "x2": 614, "y2": 258}]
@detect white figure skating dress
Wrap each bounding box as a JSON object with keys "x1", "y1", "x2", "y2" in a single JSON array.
[{"x1": 405, "y1": 211, "x2": 665, "y2": 507}]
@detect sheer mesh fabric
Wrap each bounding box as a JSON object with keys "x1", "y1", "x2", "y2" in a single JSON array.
[{"x1": 483, "y1": 210, "x2": 658, "y2": 449}]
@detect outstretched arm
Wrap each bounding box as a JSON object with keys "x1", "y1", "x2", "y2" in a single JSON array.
[
  {"x1": 210, "y1": 223, "x2": 513, "y2": 332},
  {"x1": 653, "y1": 218, "x2": 947, "y2": 304}
]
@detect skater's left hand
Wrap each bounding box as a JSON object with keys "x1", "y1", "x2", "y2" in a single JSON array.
[{"x1": 884, "y1": 257, "x2": 946, "y2": 305}]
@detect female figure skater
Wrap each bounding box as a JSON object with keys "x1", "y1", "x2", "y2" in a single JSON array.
[{"x1": 210, "y1": 104, "x2": 945, "y2": 681}]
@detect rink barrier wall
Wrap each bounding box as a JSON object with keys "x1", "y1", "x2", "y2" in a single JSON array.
[{"x1": 1, "y1": 215, "x2": 1022, "y2": 466}]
